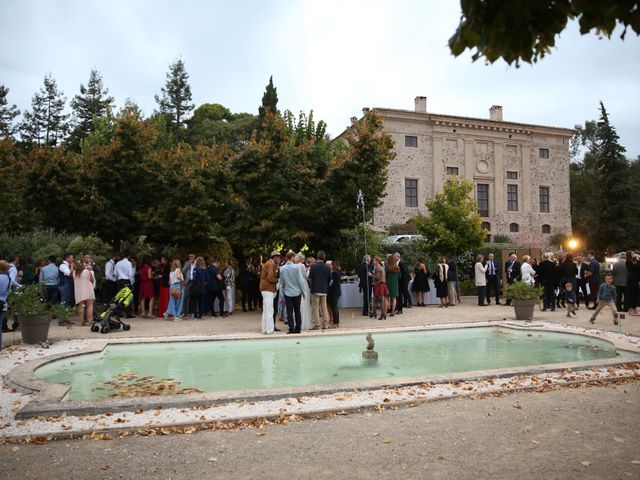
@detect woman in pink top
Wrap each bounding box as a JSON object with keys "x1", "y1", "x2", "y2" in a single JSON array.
[{"x1": 73, "y1": 260, "x2": 95, "y2": 326}]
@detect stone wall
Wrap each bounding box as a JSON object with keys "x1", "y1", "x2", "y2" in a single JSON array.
[{"x1": 371, "y1": 109, "x2": 573, "y2": 246}]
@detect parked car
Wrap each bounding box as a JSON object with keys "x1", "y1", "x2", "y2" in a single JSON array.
[{"x1": 383, "y1": 235, "x2": 423, "y2": 245}]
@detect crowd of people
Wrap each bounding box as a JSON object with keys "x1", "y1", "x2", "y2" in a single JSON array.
[
  {"x1": 2, "y1": 247, "x2": 638, "y2": 340},
  {"x1": 472, "y1": 250, "x2": 640, "y2": 323}
]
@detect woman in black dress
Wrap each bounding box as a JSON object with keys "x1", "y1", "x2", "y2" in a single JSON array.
[
  {"x1": 411, "y1": 257, "x2": 430, "y2": 306},
  {"x1": 433, "y1": 257, "x2": 450, "y2": 307}
]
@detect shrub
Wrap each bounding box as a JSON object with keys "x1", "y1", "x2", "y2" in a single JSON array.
[
  {"x1": 67, "y1": 235, "x2": 112, "y2": 268},
  {"x1": 504, "y1": 281, "x2": 543, "y2": 302},
  {"x1": 458, "y1": 278, "x2": 477, "y2": 296},
  {"x1": 387, "y1": 219, "x2": 419, "y2": 235},
  {"x1": 383, "y1": 239, "x2": 431, "y2": 272},
  {"x1": 493, "y1": 234, "x2": 511, "y2": 244},
  {"x1": 332, "y1": 224, "x2": 384, "y2": 273},
  {"x1": 0, "y1": 230, "x2": 74, "y2": 265}
]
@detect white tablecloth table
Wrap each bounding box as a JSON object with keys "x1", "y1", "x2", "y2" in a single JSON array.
[{"x1": 338, "y1": 279, "x2": 439, "y2": 308}]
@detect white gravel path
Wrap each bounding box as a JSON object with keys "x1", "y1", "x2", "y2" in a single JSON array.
[{"x1": 1, "y1": 323, "x2": 638, "y2": 442}]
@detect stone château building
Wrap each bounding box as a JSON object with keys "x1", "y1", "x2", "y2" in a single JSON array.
[{"x1": 357, "y1": 97, "x2": 574, "y2": 243}]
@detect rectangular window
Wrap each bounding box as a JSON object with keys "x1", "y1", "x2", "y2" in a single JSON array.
[
  {"x1": 446, "y1": 166, "x2": 459, "y2": 176},
  {"x1": 539, "y1": 186, "x2": 550, "y2": 213},
  {"x1": 476, "y1": 184, "x2": 489, "y2": 217},
  {"x1": 539, "y1": 148, "x2": 549, "y2": 158},
  {"x1": 405, "y1": 135, "x2": 418, "y2": 147},
  {"x1": 405, "y1": 179, "x2": 418, "y2": 207},
  {"x1": 506, "y1": 171, "x2": 518, "y2": 179},
  {"x1": 507, "y1": 184, "x2": 518, "y2": 211}
]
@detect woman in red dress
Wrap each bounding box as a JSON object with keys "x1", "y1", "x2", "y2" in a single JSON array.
[
  {"x1": 157, "y1": 256, "x2": 171, "y2": 318},
  {"x1": 139, "y1": 255, "x2": 155, "y2": 318}
]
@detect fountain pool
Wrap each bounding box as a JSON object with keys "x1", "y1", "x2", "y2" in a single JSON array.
[{"x1": 34, "y1": 326, "x2": 639, "y2": 401}]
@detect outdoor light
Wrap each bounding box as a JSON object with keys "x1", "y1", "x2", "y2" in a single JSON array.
[{"x1": 566, "y1": 238, "x2": 578, "y2": 251}]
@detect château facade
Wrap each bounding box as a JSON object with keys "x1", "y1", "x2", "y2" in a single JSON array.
[{"x1": 359, "y1": 97, "x2": 574, "y2": 243}]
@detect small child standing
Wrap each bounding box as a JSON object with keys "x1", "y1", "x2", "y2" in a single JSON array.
[
  {"x1": 589, "y1": 274, "x2": 618, "y2": 325},
  {"x1": 564, "y1": 282, "x2": 577, "y2": 318}
]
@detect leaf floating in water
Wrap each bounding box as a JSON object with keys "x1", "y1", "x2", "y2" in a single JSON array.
[{"x1": 98, "y1": 372, "x2": 203, "y2": 398}]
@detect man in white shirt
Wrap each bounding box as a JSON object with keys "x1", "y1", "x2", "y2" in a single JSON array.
[
  {"x1": 58, "y1": 253, "x2": 75, "y2": 306},
  {"x1": 103, "y1": 252, "x2": 120, "y2": 301},
  {"x1": 114, "y1": 252, "x2": 135, "y2": 317}
]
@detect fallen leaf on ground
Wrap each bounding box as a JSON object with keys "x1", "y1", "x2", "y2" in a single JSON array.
[
  {"x1": 613, "y1": 437, "x2": 625, "y2": 443},
  {"x1": 383, "y1": 439, "x2": 392, "y2": 444},
  {"x1": 631, "y1": 460, "x2": 640, "y2": 464},
  {"x1": 208, "y1": 457, "x2": 217, "y2": 462},
  {"x1": 372, "y1": 432, "x2": 380, "y2": 437},
  {"x1": 256, "y1": 432, "x2": 266, "y2": 437},
  {"x1": 581, "y1": 461, "x2": 591, "y2": 467},
  {"x1": 437, "y1": 454, "x2": 445, "y2": 460},
  {"x1": 531, "y1": 440, "x2": 539, "y2": 444},
  {"x1": 100, "y1": 465, "x2": 110, "y2": 470},
  {"x1": 10, "y1": 446, "x2": 19, "y2": 452},
  {"x1": 513, "y1": 403, "x2": 523, "y2": 409}
]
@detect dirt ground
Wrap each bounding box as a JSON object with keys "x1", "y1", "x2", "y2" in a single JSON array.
[
  {"x1": 1, "y1": 381, "x2": 639, "y2": 480},
  {"x1": 2, "y1": 300, "x2": 639, "y2": 479}
]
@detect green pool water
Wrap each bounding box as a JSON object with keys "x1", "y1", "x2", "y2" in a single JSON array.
[{"x1": 35, "y1": 327, "x2": 638, "y2": 401}]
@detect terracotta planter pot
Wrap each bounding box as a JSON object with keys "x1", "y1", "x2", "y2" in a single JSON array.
[
  {"x1": 19, "y1": 315, "x2": 51, "y2": 344},
  {"x1": 512, "y1": 299, "x2": 536, "y2": 321}
]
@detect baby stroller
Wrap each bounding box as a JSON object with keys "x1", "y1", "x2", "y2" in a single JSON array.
[{"x1": 91, "y1": 286, "x2": 133, "y2": 334}]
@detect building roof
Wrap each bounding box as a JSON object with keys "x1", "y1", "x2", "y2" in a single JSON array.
[{"x1": 366, "y1": 107, "x2": 576, "y2": 137}]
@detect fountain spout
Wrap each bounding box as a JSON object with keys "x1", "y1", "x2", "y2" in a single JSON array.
[{"x1": 362, "y1": 333, "x2": 378, "y2": 363}]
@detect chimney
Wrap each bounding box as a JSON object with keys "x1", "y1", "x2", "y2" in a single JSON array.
[
  {"x1": 362, "y1": 107, "x2": 370, "y2": 115},
  {"x1": 414, "y1": 96, "x2": 427, "y2": 114},
  {"x1": 489, "y1": 105, "x2": 503, "y2": 121},
  {"x1": 350, "y1": 116, "x2": 358, "y2": 124}
]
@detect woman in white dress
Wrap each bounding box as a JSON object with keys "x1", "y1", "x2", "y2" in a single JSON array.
[
  {"x1": 73, "y1": 260, "x2": 95, "y2": 326},
  {"x1": 520, "y1": 255, "x2": 536, "y2": 285},
  {"x1": 295, "y1": 252, "x2": 312, "y2": 331}
]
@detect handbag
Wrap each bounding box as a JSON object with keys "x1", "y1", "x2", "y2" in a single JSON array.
[{"x1": 170, "y1": 287, "x2": 181, "y2": 299}]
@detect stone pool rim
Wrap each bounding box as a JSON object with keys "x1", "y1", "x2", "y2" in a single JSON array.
[{"x1": 6, "y1": 321, "x2": 640, "y2": 419}]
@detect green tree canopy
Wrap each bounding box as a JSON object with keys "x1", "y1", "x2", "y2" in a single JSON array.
[
  {"x1": 186, "y1": 103, "x2": 257, "y2": 148},
  {"x1": 449, "y1": 0, "x2": 640, "y2": 65},
  {"x1": 413, "y1": 178, "x2": 486, "y2": 257}
]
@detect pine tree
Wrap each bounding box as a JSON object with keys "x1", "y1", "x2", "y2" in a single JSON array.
[
  {"x1": 154, "y1": 59, "x2": 194, "y2": 133},
  {"x1": 20, "y1": 74, "x2": 69, "y2": 147},
  {"x1": 0, "y1": 85, "x2": 20, "y2": 139},
  {"x1": 68, "y1": 69, "x2": 114, "y2": 150},
  {"x1": 592, "y1": 101, "x2": 629, "y2": 250}
]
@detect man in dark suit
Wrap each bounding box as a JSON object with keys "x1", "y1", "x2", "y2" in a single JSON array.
[
  {"x1": 484, "y1": 253, "x2": 501, "y2": 305},
  {"x1": 357, "y1": 255, "x2": 373, "y2": 317},
  {"x1": 395, "y1": 253, "x2": 412, "y2": 314},
  {"x1": 585, "y1": 250, "x2": 600, "y2": 310},
  {"x1": 537, "y1": 253, "x2": 557, "y2": 311},
  {"x1": 239, "y1": 256, "x2": 253, "y2": 312},
  {"x1": 575, "y1": 254, "x2": 588, "y2": 307},
  {"x1": 504, "y1": 253, "x2": 521, "y2": 306}
]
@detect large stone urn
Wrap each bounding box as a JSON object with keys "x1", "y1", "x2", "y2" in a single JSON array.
[
  {"x1": 19, "y1": 315, "x2": 51, "y2": 344},
  {"x1": 512, "y1": 299, "x2": 536, "y2": 322}
]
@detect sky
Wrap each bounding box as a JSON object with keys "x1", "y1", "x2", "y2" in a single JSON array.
[{"x1": 1, "y1": 0, "x2": 639, "y2": 158}]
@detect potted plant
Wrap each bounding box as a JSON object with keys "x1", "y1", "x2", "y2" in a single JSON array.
[
  {"x1": 8, "y1": 285, "x2": 51, "y2": 344},
  {"x1": 504, "y1": 281, "x2": 543, "y2": 321}
]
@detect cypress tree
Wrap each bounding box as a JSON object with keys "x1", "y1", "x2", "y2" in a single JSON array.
[
  {"x1": 0, "y1": 85, "x2": 20, "y2": 139},
  {"x1": 155, "y1": 59, "x2": 194, "y2": 134},
  {"x1": 592, "y1": 101, "x2": 629, "y2": 251}
]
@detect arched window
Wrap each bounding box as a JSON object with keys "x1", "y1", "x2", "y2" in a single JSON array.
[
  {"x1": 481, "y1": 222, "x2": 491, "y2": 231},
  {"x1": 541, "y1": 224, "x2": 551, "y2": 234},
  {"x1": 509, "y1": 223, "x2": 519, "y2": 233}
]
